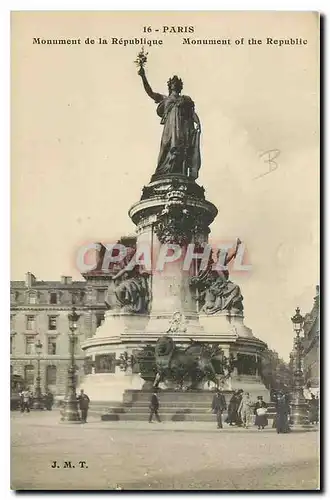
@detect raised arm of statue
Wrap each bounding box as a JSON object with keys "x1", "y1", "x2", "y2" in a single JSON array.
[
  {"x1": 224, "y1": 238, "x2": 242, "y2": 266},
  {"x1": 138, "y1": 66, "x2": 164, "y2": 103}
]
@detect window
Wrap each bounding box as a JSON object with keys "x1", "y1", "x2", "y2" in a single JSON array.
[
  {"x1": 24, "y1": 365, "x2": 35, "y2": 387},
  {"x1": 48, "y1": 316, "x2": 57, "y2": 331},
  {"x1": 26, "y1": 315, "x2": 36, "y2": 331},
  {"x1": 46, "y1": 365, "x2": 57, "y2": 386},
  {"x1": 236, "y1": 354, "x2": 257, "y2": 376},
  {"x1": 10, "y1": 314, "x2": 15, "y2": 332},
  {"x1": 28, "y1": 294, "x2": 37, "y2": 304},
  {"x1": 50, "y1": 293, "x2": 57, "y2": 304},
  {"x1": 25, "y1": 336, "x2": 35, "y2": 354},
  {"x1": 47, "y1": 336, "x2": 57, "y2": 355},
  {"x1": 11, "y1": 291, "x2": 20, "y2": 303},
  {"x1": 10, "y1": 336, "x2": 14, "y2": 355},
  {"x1": 96, "y1": 314, "x2": 104, "y2": 328},
  {"x1": 96, "y1": 290, "x2": 106, "y2": 303},
  {"x1": 72, "y1": 293, "x2": 77, "y2": 305}
]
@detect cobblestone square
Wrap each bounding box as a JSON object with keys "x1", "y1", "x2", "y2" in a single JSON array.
[{"x1": 11, "y1": 411, "x2": 319, "y2": 490}]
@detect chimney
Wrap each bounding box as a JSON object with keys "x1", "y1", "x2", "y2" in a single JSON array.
[
  {"x1": 61, "y1": 276, "x2": 72, "y2": 285},
  {"x1": 25, "y1": 272, "x2": 36, "y2": 287}
]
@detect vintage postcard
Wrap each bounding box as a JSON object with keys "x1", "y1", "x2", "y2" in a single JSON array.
[{"x1": 10, "y1": 11, "x2": 320, "y2": 490}]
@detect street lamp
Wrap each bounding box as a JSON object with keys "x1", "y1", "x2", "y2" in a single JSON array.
[
  {"x1": 290, "y1": 307, "x2": 310, "y2": 428},
  {"x1": 60, "y1": 307, "x2": 81, "y2": 423},
  {"x1": 33, "y1": 339, "x2": 44, "y2": 410}
]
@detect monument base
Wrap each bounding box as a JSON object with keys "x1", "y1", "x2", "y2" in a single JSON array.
[
  {"x1": 99, "y1": 388, "x2": 274, "y2": 423},
  {"x1": 79, "y1": 371, "x2": 144, "y2": 403}
]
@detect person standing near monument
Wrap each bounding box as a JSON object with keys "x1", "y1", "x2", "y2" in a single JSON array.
[
  {"x1": 226, "y1": 390, "x2": 243, "y2": 426},
  {"x1": 308, "y1": 394, "x2": 319, "y2": 424},
  {"x1": 274, "y1": 391, "x2": 291, "y2": 434},
  {"x1": 238, "y1": 392, "x2": 253, "y2": 428},
  {"x1": 254, "y1": 396, "x2": 268, "y2": 430},
  {"x1": 44, "y1": 389, "x2": 54, "y2": 411},
  {"x1": 77, "y1": 389, "x2": 90, "y2": 423},
  {"x1": 211, "y1": 388, "x2": 227, "y2": 429},
  {"x1": 20, "y1": 388, "x2": 31, "y2": 413},
  {"x1": 148, "y1": 391, "x2": 161, "y2": 423}
]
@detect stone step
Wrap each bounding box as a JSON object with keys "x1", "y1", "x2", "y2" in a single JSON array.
[
  {"x1": 123, "y1": 392, "x2": 272, "y2": 403},
  {"x1": 107, "y1": 405, "x2": 275, "y2": 416},
  {"x1": 126, "y1": 400, "x2": 275, "y2": 410},
  {"x1": 90, "y1": 401, "x2": 276, "y2": 411},
  {"x1": 100, "y1": 412, "x2": 276, "y2": 423},
  {"x1": 123, "y1": 401, "x2": 219, "y2": 408},
  {"x1": 106, "y1": 409, "x2": 275, "y2": 418},
  {"x1": 124, "y1": 392, "x2": 218, "y2": 401}
]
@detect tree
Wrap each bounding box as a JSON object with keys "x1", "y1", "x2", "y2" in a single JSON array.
[{"x1": 261, "y1": 349, "x2": 291, "y2": 391}]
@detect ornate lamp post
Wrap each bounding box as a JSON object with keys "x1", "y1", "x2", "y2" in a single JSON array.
[
  {"x1": 290, "y1": 307, "x2": 310, "y2": 428},
  {"x1": 61, "y1": 307, "x2": 81, "y2": 423},
  {"x1": 33, "y1": 339, "x2": 44, "y2": 410}
]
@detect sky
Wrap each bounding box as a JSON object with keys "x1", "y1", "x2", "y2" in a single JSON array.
[{"x1": 11, "y1": 11, "x2": 319, "y2": 359}]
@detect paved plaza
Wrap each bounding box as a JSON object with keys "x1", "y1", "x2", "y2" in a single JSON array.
[{"x1": 11, "y1": 411, "x2": 319, "y2": 491}]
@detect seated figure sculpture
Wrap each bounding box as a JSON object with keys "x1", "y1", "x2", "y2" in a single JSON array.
[{"x1": 190, "y1": 238, "x2": 244, "y2": 314}]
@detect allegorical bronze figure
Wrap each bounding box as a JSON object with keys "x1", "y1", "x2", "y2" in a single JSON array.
[{"x1": 136, "y1": 49, "x2": 201, "y2": 179}]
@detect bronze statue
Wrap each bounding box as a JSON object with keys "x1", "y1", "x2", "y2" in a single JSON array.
[
  {"x1": 203, "y1": 277, "x2": 243, "y2": 315},
  {"x1": 151, "y1": 336, "x2": 232, "y2": 390},
  {"x1": 137, "y1": 52, "x2": 201, "y2": 179},
  {"x1": 112, "y1": 266, "x2": 150, "y2": 314},
  {"x1": 190, "y1": 238, "x2": 244, "y2": 314}
]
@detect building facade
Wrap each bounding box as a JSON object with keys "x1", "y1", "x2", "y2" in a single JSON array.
[
  {"x1": 10, "y1": 272, "x2": 108, "y2": 395},
  {"x1": 302, "y1": 285, "x2": 320, "y2": 393}
]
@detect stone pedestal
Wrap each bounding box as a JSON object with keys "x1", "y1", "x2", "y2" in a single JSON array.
[
  {"x1": 80, "y1": 371, "x2": 144, "y2": 403},
  {"x1": 80, "y1": 175, "x2": 270, "y2": 403}
]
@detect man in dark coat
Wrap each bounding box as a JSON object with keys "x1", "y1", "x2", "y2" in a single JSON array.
[
  {"x1": 308, "y1": 394, "x2": 319, "y2": 424},
  {"x1": 45, "y1": 389, "x2": 54, "y2": 411},
  {"x1": 211, "y1": 389, "x2": 227, "y2": 429},
  {"x1": 149, "y1": 391, "x2": 161, "y2": 423},
  {"x1": 77, "y1": 389, "x2": 90, "y2": 423}
]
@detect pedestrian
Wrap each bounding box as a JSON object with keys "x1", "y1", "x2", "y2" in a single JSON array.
[
  {"x1": 308, "y1": 394, "x2": 319, "y2": 424},
  {"x1": 254, "y1": 396, "x2": 268, "y2": 430},
  {"x1": 275, "y1": 391, "x2": 290, "y2": 434},
  {"x1": 211, "y1": 388, "x2": 227, "y2": 429},
  {"x1": 77, "y1": 389, "x2": 90, "y2": 423},
  {"x1": 238, "y1": 392, "x2": 253, "y2": 428},
  {"x1": 45, "y1": 389, "x2": 54, "y2": 411},
  {"x1": 225, "y1": 389, "x2": 243, "y2": 426},
  {"x1": 20, "y1": 388, "x2": 31, "y2": 413},
  {"x1": 148, "y1": 390, "x2": 161, "y2": 423}
]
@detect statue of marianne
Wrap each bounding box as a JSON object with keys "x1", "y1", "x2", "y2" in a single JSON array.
[{"x1": 138, "y1": 65, "x2": 202, "y2": 179}]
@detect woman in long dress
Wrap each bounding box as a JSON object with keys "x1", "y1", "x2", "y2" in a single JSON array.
[
  {"x1": 275, "y1": 391, "x2": 291, "y2": 433},
  {"x1": 225, "y1": 390, "x2": 243, "y2": 426},
  {"x1": 138, "y1": 67, "x2": 201, "y2": 179},
  {"x1": 254, "y1": 396, "x2": 268, "y2": 430}
]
